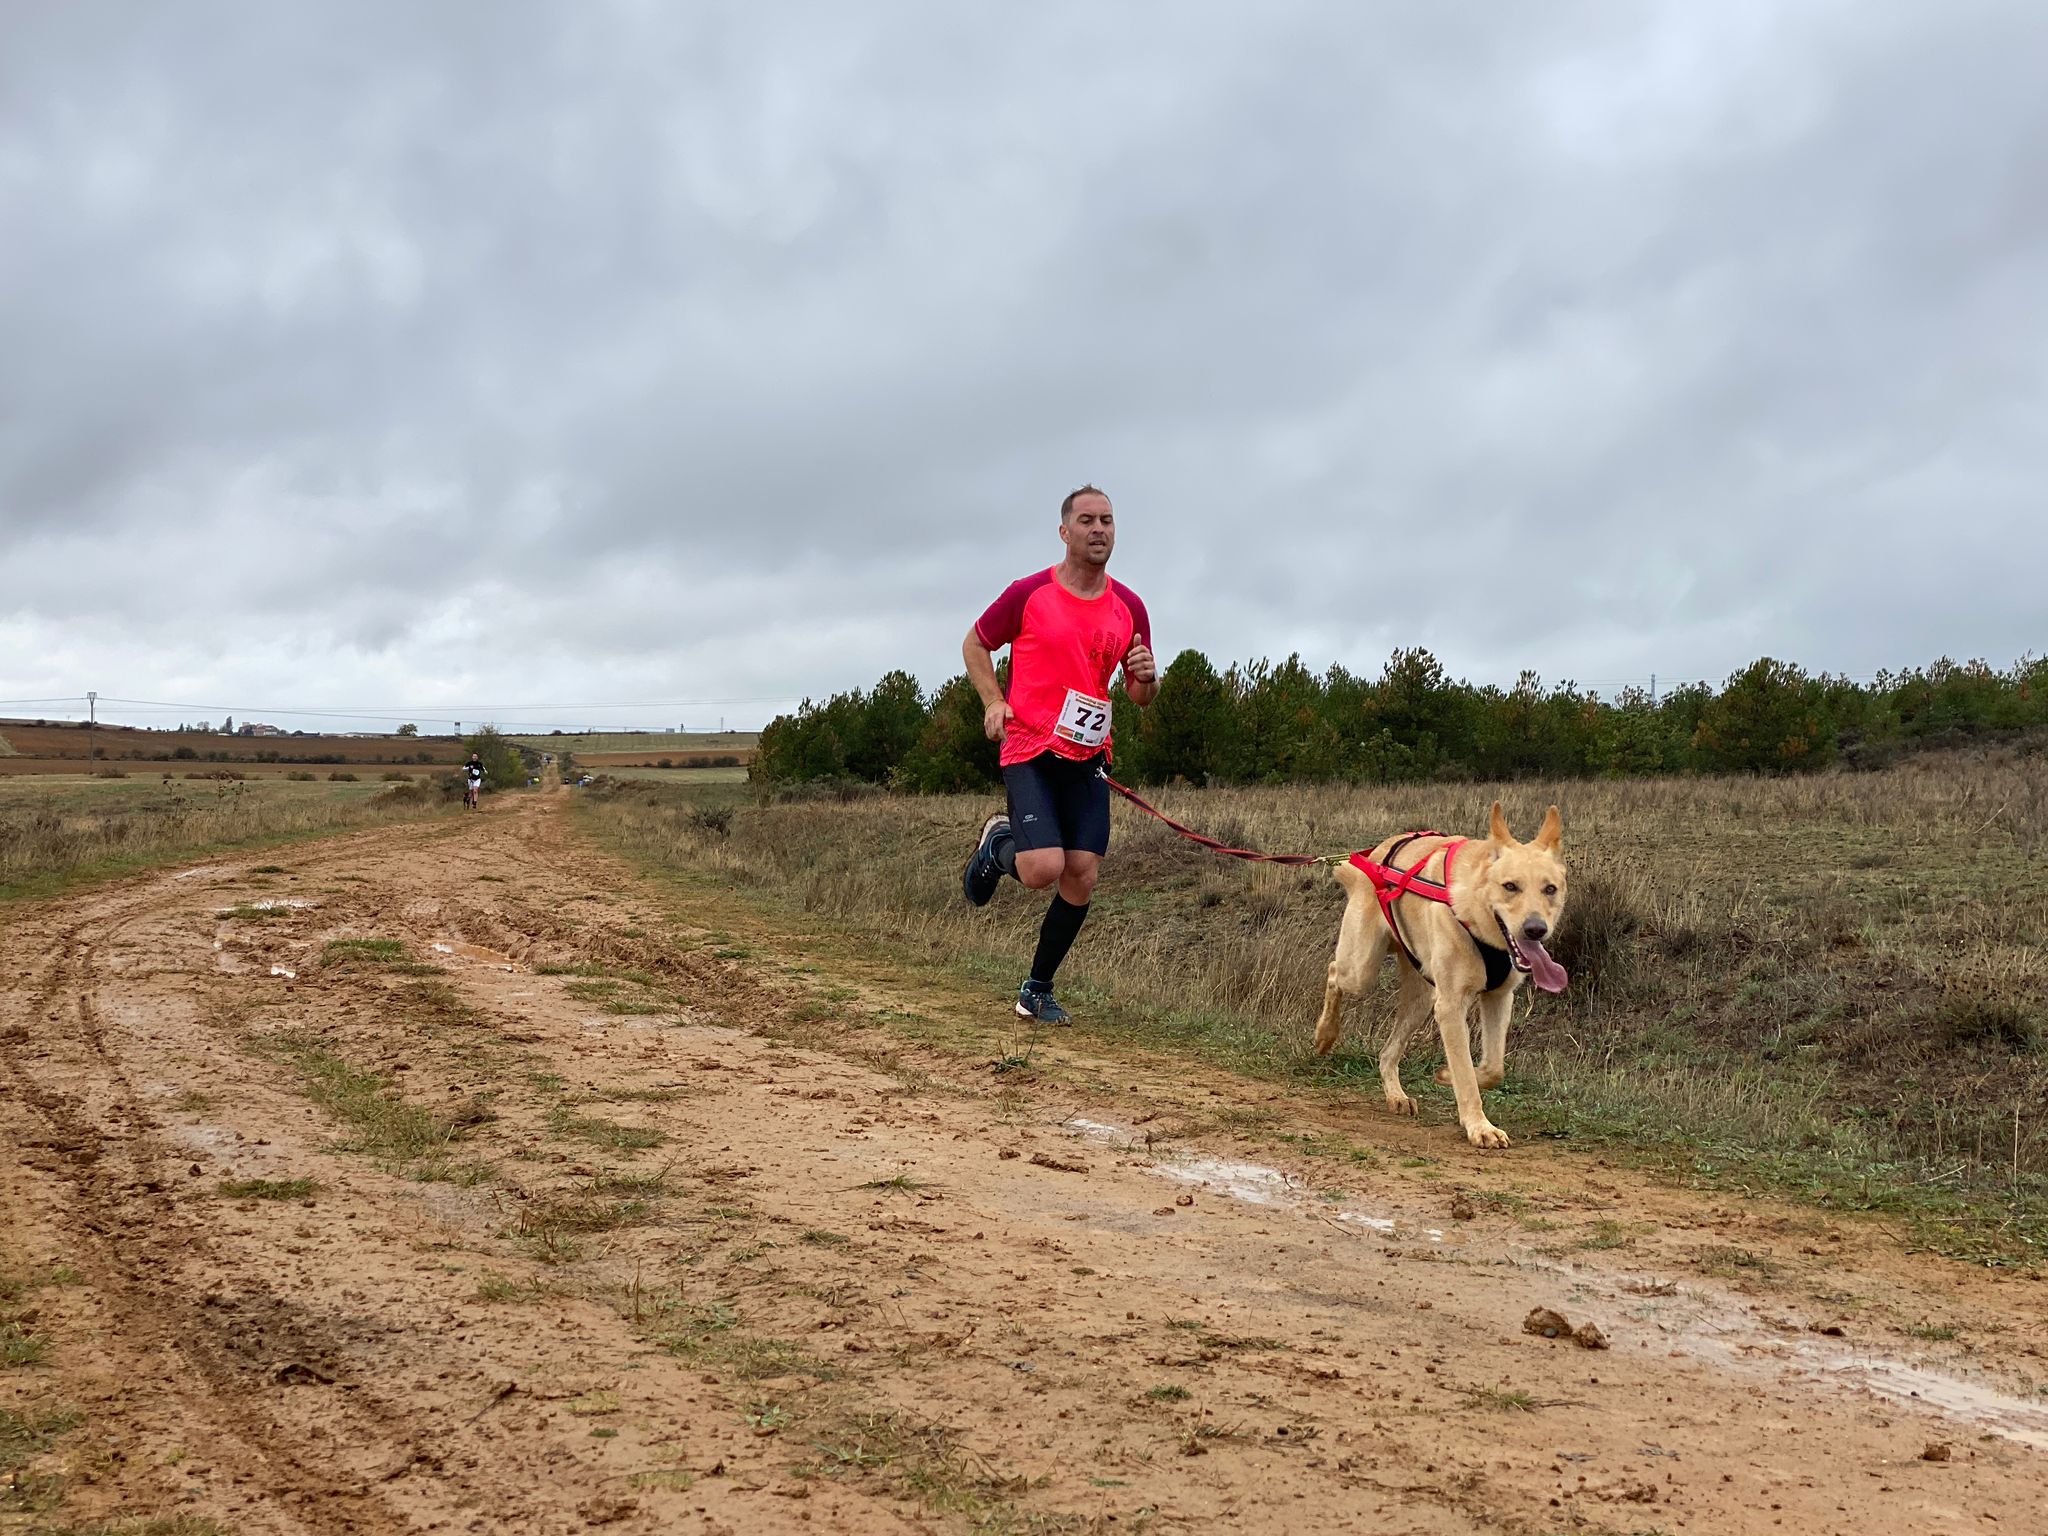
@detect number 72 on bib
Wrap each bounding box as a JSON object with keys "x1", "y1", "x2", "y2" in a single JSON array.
[{"x1": 1054, "y1": 689, "x2": 1111, "y2": 750}]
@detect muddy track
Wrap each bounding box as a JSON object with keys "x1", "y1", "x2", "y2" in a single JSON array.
[
  {"x1": 4, "y1": 797, "x2": 2047, "y2": 1535},
  {"x1": 6, "y1": 862, "x2": 429, "y2": 1534}
]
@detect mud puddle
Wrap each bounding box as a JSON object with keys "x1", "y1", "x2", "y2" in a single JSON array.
[
  {"x1": 430, "y1": 938, "x2": 521, "y2": 970},
  {"x1": 1069, "y1": 1115, "x2": 1427, "y2": 1237},
  {"x1": 1068, "y1": 1113, "x2": 2048, "y2": 1454}
]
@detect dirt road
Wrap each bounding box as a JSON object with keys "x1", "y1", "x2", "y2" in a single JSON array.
[{"x1": 5, "y1": 795, "x2": 2047, "y2": 1535}]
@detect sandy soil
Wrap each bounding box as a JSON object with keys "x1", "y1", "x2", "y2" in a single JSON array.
[{"x1": 4, "y1": 794, "x2": 2046, "y2": 1535}]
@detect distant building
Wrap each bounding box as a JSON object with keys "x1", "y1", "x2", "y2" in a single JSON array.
[{"x1": 237, "y1": 722, "x2": 288, "y2": 737}]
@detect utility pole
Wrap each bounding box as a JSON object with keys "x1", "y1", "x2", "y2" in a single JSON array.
[
  {"x1": 1650, "y1": 673, "x2": 1657, "y2": 707},
  {"x1": 86, "y1": 691, "x2": 97, "y2": 765}
]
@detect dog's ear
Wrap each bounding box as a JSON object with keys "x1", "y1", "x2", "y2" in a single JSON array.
[
  {"x1": 1533, "y1": 804, "x2": 1563, "y2": 853},
  {"x1": 1487, "y1": 800, "x2": 1514, "y2": 845}
]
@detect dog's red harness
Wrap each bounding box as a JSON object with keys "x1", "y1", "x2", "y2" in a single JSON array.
[
  {"x1": 1350, "y1": 831, "x2": 1512, "y2": 991},
  {"x1": 1349, "y1": 831, "x2": 1458, "y2": 967}
]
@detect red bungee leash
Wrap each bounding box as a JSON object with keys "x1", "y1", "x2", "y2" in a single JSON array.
[{"x1": 1096, "y1": 768, "x2": 1342, "y2": 867}]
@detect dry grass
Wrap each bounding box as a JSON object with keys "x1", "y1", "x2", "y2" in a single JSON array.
[
  {"x1": 1, "y1": 1405, "x2": 82, "y2": 1473},
  {"x1": 509, "y1": 730, "x2": 757, "y2": 755},
  {"x1": 0, "y1": 775, "x2": 454, "y2": 904},
  {"x1": 583, "y1": 746, "x2": 2048, "y2": 1261},
  {"x1": 0, "y1": 719, "x2": 462, "y2": 765},
  {"x1": 548, "y1": 1108, "x2": 666, "y2": 1152}
]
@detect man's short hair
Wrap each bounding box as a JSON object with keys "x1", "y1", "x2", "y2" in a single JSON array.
[{"x1": 1060, "y1": 484, "x2": 1111, "y2": 522}]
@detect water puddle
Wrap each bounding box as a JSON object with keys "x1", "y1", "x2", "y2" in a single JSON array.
[
  {"x1": 1066, "y1": 1117, "x2": 1424, "y2": 1238},
  {"x1": 1617, "y1": 1281, "x2": 2048, "y2": 1453},
  {"x1": 1802, "y1": 1358, "x2": 2048, "y2": 1451},
  {"x1": 1062, "y1": 1114, "x2": 2048, "y2": 1452},
  {"x1": 216, "y1": 897, "x2": 314, "y2": 914},
  {"x1": 269, "y1": 965, "x2": 297, "y2": 979},
  {"x1": 163, "y1": 1120, "x2": 284, "y2": 1175},
  {"x1": 165, "y1": 1122, "x2": 239, "y2": 1154},
  {"x1": 430, "y1": 939, "x2": 520, "y2": 971}
]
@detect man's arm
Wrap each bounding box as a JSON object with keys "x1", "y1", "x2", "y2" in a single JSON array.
[
  {"x1": 963, "y1": 628, "x2": 1013, "y2": 741},
  {"x1": 1123, "y1": 648, "x2": 1159, "y2": 708},
  {"x1": 1118, "y1": 586, "x2": 1158, "y2": 707}
]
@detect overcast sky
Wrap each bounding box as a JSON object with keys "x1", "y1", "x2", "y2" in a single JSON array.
[{"x1": 3, "y1": 1, "x2": 2041, "y2": 733}]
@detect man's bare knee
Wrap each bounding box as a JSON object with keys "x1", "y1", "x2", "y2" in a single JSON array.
[
  {"x1": 1015, "y1": 849, "x2": 1064, "y2": 890},
  {"x1": 1059, "y1": 853, "x2": 1100, "y2": 904}
]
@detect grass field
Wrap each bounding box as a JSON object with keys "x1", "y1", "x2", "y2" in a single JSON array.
[
  {"x1": 509, "y1": 730, "x2": 758, "y2": 755},
  {"x1": 0, "y1": 758, "x2": 449, "y2": 779},
  {"x1": 583, "y1": 765, "x2": 750, "y2": 784},
  {"x1": 0, "y1": 720, "x2": 465, "y2": 766},
  {"x1": 0, "y1": 772, "x2": 456, "y2": 908},
  {"x1": 578, "y1": 747, "x2": 2048, "y2": 1264}
]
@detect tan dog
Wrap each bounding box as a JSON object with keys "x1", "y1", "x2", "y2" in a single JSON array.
[{"x1": 1313, "y1": 803, "x2": 1569, "y2": 1148}]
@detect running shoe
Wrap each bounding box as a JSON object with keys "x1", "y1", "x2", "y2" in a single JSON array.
[
  {"x1": 961, "y1": 813, "x2": 1010, "y2": 907},
  {"x1": 1014, "y1": 980, "x2": 1071, "y2": 1026}
]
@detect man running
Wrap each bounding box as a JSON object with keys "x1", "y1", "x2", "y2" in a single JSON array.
[
  {"x1": 960, "y1": 484, "x2": 1157, "y2": 1024},
  {"x1": 464, "y1": 753, "x2": 485, "y2": 809}
]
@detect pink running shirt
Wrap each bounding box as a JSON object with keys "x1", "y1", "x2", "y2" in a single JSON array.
[{"x1": 974, "y1": 569, "x2": 1151, "y2": 768}]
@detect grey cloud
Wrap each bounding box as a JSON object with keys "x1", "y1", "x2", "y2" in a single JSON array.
[{"x1": 3, "y1": 0, "x2": 2042, "y2": 730}]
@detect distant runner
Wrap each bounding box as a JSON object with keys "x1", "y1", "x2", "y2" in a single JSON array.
[
  {"x1": 960, "y1": 485, "x2": 1157, "y2": 1024},
  {"x1": 464, "y1": 753, "x2": 485, "y2": 810}
]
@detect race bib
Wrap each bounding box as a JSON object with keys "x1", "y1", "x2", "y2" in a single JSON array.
[{"x1": 1053, "y1": 688, "x2": 1111, "y2": 749}]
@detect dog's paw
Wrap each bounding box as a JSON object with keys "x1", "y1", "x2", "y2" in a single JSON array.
[
  {"x1": 1385, "y1": 1093, "x2": 1417, "y2": 1117},
  {"x1": 1463, "y1": 1121, "x2": 1511, "y2": 1150}
]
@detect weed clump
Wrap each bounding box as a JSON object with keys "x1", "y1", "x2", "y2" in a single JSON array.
[
  {"x1": 549, "y1": 1108, "x2": 666, "y2": 1152},
  {"x1": 247, "y1": 1032, "x2": 494, "y2": 1184},
  {"x1": 1544, "y1": 871, "x2": 1643, "y2": 996}
]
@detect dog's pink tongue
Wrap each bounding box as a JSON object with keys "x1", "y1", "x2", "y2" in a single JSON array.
[{"x1": 1527, "y1": 940, "x2": 1569, "y2": 994}]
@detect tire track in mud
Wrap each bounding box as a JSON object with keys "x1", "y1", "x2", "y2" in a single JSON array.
[
  {"x1": 2, "y1": 812, "x2": 936, "y2": 1536},
  {"x1": 5, "y1": 887, "x2": 419, "y2": 1535},
  {"x1": 4, "y1": 796, "x2": 2048, "y2": 1535}
]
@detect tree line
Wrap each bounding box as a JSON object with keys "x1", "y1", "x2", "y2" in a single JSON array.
[{"x1": 751, "y1": 650, "x2": 2048, "y2": 790}]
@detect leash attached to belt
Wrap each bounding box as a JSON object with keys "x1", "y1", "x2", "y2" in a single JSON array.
[{"x1": 1097, "y1": 769, "x2": 1345, "y2": 867}]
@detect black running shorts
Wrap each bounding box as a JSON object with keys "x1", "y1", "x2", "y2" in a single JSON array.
[{"x1": 1003, "y1": 751, "x2": 1111, "y2": 856}]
